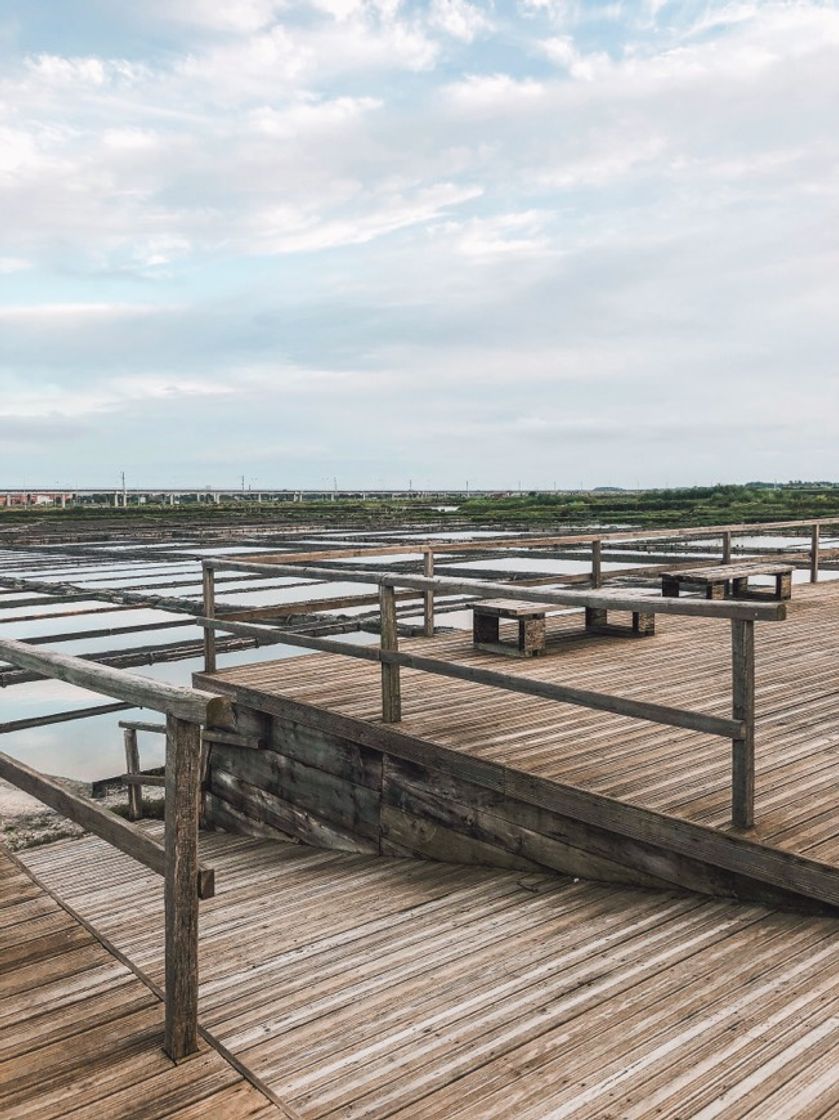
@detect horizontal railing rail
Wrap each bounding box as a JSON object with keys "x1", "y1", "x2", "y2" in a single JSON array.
[
  {"x1": 0, "y1": 638, "x2": 231, "y2": 1061},
  {"x1": 196, "y1": 614, "x2": 744, "y2": 738},
  {"x1": 203, "y1": 558, "x2": 787, "y2": 622}
]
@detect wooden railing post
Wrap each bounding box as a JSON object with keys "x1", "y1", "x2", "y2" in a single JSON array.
[
  {"x1": 731, "y1": 619, "x2": 755, "y2": 830},
  {"x1": 423, "y1": 549, "x2": 434, "y2": 637},
  {"x1": 202, "y1": 564, "x2": 216, "y2": 673},
  {"x1": 379, "y1": 584, "x2": 402, "y2": 723},
  {"x1": 123, "y1": 727, "x2": 142, "y2": 822},
  {"x1": 722, "y1": 531, "x2": 732, "y2": 565},
  {"x1": 591, "y1": 539, "x2": 602, "y2": 589},
  {"x1": 164, "y1": 714, "x2": 201, "y2": 1061},
  {"x1": 810, "y1": 523, "x2": 820, "y2": 583}
]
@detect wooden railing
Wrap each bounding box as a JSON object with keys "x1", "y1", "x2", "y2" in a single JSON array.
[
  {"x1": 232, "y1": 516, "x2": 835, "y2": 633},
  {"x1": 0, "y1": 638, "x2": 232, "y2": 1061},
  {"x1": 199, "y1": 556, "x2": 786, "y2": 831}
]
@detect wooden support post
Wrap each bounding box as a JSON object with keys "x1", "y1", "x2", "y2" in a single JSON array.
[
  {"x1": 163, "y1": 715, "x2": 201, "y2": 1062},
  {"x1": 731, "y1": 619, "x2": 755, "y2": 830},
  {"x1": 123, "y1": 727, "x2": 142, "y2": 822},
  {"x1": 722, "y1": 531, "x2": 732, "y2": 565},
  {"x1": 202, "y1": 564, "x2": 216, "y2": 674},
  {"x1": 423, "y1": 549, "x2": 434, "y2": 637},
  {"x1": 591, "y1": 539, "x2": 602, "y2": 589},
  {"x1": 811, "y1": 523, "x2": 820, "y2": 583},
  {"x1": 379, "y1": 585, "x2": 402, "y2": 723},
  {"x1": 584, "y1": 607, "x2": 608, "y2": 632}
]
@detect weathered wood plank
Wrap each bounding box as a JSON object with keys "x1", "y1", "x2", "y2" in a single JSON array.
[{"x1": 164, "y1": 714, "x2": 202, "y2": 1061}]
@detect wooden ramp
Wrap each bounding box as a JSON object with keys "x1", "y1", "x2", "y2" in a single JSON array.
[
  {"x1": 194, "y1": 580, "x2": 839, "y2": 910},
  {"x1": 0, "y1": 845, "x2": 288, "y2": 1120},
  {"x1": 18, "y1": 828, "x2": 839, "y2": 1120}
]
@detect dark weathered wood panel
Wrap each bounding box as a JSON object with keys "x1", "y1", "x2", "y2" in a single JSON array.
[
  {"x1": 206, "y1": 741, "x2": 381, "y2": 841},
  {"x1": 270, "y1": 715, "x2": 383, "y2": 790}
]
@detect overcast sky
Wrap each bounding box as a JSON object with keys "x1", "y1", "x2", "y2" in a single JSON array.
[{"x1": 1, "y1": 1, "x2": 837, "y2": 490}]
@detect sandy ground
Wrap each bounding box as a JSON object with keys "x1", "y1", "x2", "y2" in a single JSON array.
[{"x1": 0, "y1": 776, "x2": 164, "y2": 851}]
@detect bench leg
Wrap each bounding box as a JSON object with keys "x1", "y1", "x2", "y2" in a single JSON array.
[
  {"x1": 732, "y1": 576, "x2": 748, "y2": 598},
  {"x1": 633, "y1": 611, "x2": 656, "y2": 637},
  {"x1": 661, "y1": 578, "x2": 680, "y2": 597},
  {"x1": 473, "y1": 612, "x2": 499, "y2": 646},
  {"x1": 706, "y1": 582, "x2": 725, "y2": 601},
  {"x1": 585, "y1": 607, "x2": 608, "y2": 632},
  {"x1": 776, "y1": 572, "x2": 792, "y2": 600},
  {"x1": 519, "y1": 618, "x2": 546, "y2": 656}
]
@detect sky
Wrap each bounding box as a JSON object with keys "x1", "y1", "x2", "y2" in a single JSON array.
[{"x1": 1, "y1": 1, "x2": 838, "y2": 490}]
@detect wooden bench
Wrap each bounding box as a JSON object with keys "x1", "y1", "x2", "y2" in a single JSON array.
[
  {"x1": 472, "y1": 597, "x2": 656, "y2": 657},
  {"x1": 472, "y1": 599, "x2": 553, "y2": 657},
  {"x1": 661, "y1": 563, "x2": 794, "y2": 601}
]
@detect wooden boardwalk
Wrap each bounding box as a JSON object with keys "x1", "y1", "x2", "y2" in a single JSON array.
[
  {"x1": 19, "y1": 828, "x2": 839, "y2": 1119},
  {"x1": 202, "y1": 579, "x2": 839, "y2": 868},
  {"x1": 0, "y1": 845, "x2": 287, "y2": 1120}
]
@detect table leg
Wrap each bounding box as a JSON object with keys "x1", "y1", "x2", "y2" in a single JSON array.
[
  {"x1": 473, "y1": 612, "x2": 499, "y2": 646},
  {"x1": 732, "y1": 576, "x2": 748, "y2": 598},
  {"x1": 585, "y1": 607, "x2": 608, "y2": 632},
  {"x1": 633, "y1": 611, "x2": 655, "y2": 636},
  {"x1": 777, "y1": 572, "x2": 792, "y2": 600},
  {"x1": 520, "y1": 617, "x2": 546, "y2": 655},
  {"x1": 661, "y1": 577, "x2": 680, "y2": 597}
]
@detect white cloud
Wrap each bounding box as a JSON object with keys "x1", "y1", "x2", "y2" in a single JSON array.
[
  {"x1": 428, "y1": 0, "x2": 493, "y2": 42},
  {"x1": 1, "y1": 0, "x2": 839, "y2": 483}
]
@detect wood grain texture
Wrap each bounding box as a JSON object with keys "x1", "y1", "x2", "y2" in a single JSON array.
[
  {"x1": 19, "y1": 828, "x2": 839, "y2": 1120},
  {"x1": 0, "y1": 845, "x2": 288, "y2": 1120}
]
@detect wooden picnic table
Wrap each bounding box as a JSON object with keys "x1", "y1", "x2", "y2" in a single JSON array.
[
  {"x1": 661, "y1": 562, "x2": 794, "y2": 601},
  {"x1": 472, "y1": 597, "x2": 656, "y2": 658}
]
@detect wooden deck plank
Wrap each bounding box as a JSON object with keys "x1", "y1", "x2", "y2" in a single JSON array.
[
  {"x1": 0, "y1": 845, "x2": 289, "y2": 1120},
  {"x1": 18, "y1": 829, "x2": 839, "y2": 1120}
]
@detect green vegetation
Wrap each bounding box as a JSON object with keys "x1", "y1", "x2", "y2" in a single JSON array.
[
  {"x1": 3, "y1": 483, "x2": 839, "y2": 530},
  {"x1": 454, "y1": 484, "x2": 839, "y2": 528}
]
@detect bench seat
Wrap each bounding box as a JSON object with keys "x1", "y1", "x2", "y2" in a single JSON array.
[
  {"x1": 661, "y1": 562, "x2": 794, "y2": 601},
  {"x1": 472, "y1": 596, "x2": 656, "y2": 657}
]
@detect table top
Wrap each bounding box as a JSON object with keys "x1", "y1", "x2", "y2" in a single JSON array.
[{"x1": 472, "y1": 598, "x2": 555, "y2": 618}]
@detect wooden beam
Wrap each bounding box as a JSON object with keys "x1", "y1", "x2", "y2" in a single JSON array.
[
  {"x1": 197, "y1": 615, "x2": 743, "y2": 738},
  {"x1": 379, "y1": 586, "x2": 401, "y2": 723},
  {"x1": 0, "y1": 637, "x2": 233, "y2": 725},
  {"x1": 123, "y1": 727, "x2": 142, "y2": 822},
  {"x1": 164, "y1": 714, "x2": 202, "y2": 1061},
  {"x1": 731, "y1": 618, "x2": 756, "y2": 830},
  {"x1": 202, "y1": 563, "x2": 216, "y2": 674},
  {"x1": 222, "y1": 589, "x2": 420, "y2": 622},
  {"x1": 0, "y1": 748, "x2": 212, "y2": 898},
  {"x1": 228, "y1": 516, "x2": 839, "y2": 566},
  {"x1": 591, "y1": 539, "x2": 602, "y2": 589},
  {"x1": 0, "y1": 701, "x2": 131, "y2": 735},
  {"x1": 119, "y1": 719, "x2": 167, "y2": 734},
  {"x1": 811, "y1": 523, "x2": 820, "y2": 583},
  {"x1": 123, "y1": 772, "x2": 166, "y2": 787},
  {"x1": 423, "y1": 549, "x2": 435, "y2": 637},
  {"x1": 205, "y1": 559, "x2": 787, "y2": 622},
  {"x1": 722, "y1": 531, "x2": 732, "y2": 565}
]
